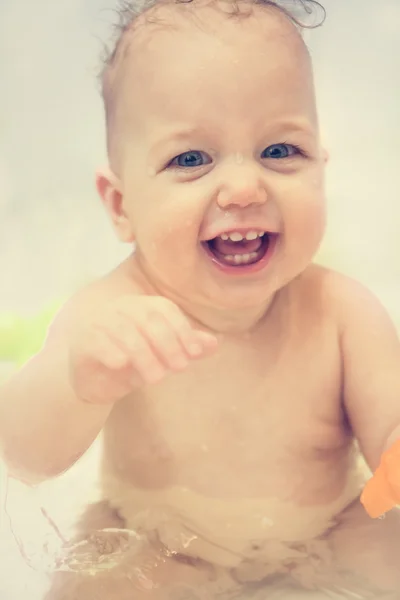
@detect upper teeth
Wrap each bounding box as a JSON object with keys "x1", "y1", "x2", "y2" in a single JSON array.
[{"x1": 220, "y1": 231, "x2": 264, "y2": 242}]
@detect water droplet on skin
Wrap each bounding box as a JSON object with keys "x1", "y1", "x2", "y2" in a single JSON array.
[
  {"x1": 235, "y1": 152, "x2": 244, "y2": 165},
  {"x1": 180, "y1": 533, "x2": 198, "y2": 549},
  {"x1": 133, "y1": 567, "x2": 156, "y2": 590},
  {"x1": 261, "y1": 517, "x2": 273, "y2": 528}
]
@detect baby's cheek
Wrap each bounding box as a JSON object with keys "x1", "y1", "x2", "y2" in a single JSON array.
[
  {"x1": 137, "y1": 225, "x2": 196, "y2": 276},
  {"x1": 285, "y1": 198, "x2": 325, "y2": 247}
]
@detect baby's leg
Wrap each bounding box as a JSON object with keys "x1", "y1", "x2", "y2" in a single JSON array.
[
  {"x1": 44, "y1": 500, "x2": 231, "y2": 600},
  {"x1": 47, "y1": 497, "x2": 400, "y2": 600},
  {"x1": 243, "y1": 500, "x2": 400, "y2": 599},
  {"x1": 325, "y1": 498, "x2": 400, "y2": 597}
]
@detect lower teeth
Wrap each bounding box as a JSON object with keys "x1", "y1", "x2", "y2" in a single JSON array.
[{"x1": 224, "y1": 252, "x2": 258, "y2": 265}]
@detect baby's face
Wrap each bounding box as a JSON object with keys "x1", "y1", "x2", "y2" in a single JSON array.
[{"x1": 103, "y1": 3, "x2": 327, "y2": 313}]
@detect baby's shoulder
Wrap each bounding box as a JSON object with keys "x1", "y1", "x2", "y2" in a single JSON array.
[
  {"x1": 297, "y1": 264, "x2": 391, "y2": 331},
  {"x1": 46, "y1": 258, "x2": 144, "y2": 342}
]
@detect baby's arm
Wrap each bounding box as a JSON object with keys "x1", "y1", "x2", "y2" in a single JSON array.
[
  {"x1": 0, "y1": 284, "x2": 117, "y2": 484},
  {"x1": 0, "y1": 272, "x2": 217, "y2": 485},
  {"x1": 335, "y1": 275, "x2": 400, "y2": 517}
]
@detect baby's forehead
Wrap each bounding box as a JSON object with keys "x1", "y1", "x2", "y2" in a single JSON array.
[
  {"x1": 103, "y1": 0, "x2": 308, "y2": 103},
  {"x1": 102, "y1": 0, "x2": 315, "y2": 167}
]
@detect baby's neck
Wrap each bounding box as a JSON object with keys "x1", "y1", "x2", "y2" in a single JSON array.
[
  {"x1": 128, "y1": 254, "x2": 279, "y2": 334},
  {"x1": 178, "y1": 299, "x2": 277, "y2": 335}
]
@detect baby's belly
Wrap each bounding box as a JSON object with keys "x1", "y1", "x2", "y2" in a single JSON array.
[{"x1": 100, "y1": 458, "x2": 367, "y2": 570}]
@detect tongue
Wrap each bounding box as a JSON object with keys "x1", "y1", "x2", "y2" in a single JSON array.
[{"x1": 212, "y1": 237, "x2": 262, "y2": 256}]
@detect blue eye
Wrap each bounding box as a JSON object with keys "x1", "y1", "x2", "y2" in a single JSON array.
[
  {"x1": 170, "y1": 150, "x2": 211, "y2": 168},
  {"x1": 261, "y1": 144, "x2": 300, "y2": 159}
]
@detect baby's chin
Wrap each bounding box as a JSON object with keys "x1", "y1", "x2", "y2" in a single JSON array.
[{"x1": 130, "y1": 239, "x2": 286, "y2": 312}]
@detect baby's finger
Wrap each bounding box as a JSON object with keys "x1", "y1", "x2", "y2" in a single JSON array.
[
  {"x1": 125, "y1": 331, "x2": 168, "y2": 385},
  {"x1": 138, "y1": 312, "x2": 190, "y2": 371},
  {"x1": 161, "y1": 305, "x2": 218, "y2": 358},
  {"x1": 91, "y1": 330, "x2": 130, "y2": 371},
  {"x1": 194, "y1": 330, "x2": 219, "y2": 353},
  {"x1": 100, "y1": 317, "x2": 167, "y2": 384}
]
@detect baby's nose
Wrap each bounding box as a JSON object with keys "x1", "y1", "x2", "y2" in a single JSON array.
[{"x1": 216, "y1": 166, "x2": 268, "y2": 210}]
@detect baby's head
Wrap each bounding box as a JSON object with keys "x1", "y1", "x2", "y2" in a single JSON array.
[{"x1": 96, "y1": 0, "x2": 328, "y2": 317}]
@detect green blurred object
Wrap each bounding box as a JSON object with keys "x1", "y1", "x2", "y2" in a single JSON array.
[{"x1": 0, "y1": 301, "x2": 62, "y2": 366}]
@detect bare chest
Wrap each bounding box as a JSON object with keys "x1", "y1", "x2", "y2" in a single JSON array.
[{"x1": 104, "y1": 330, "x2": 351, "y2": 503}]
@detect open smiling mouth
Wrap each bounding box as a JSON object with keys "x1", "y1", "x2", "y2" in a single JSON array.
[{"x1": 202, "y1": 230, "x2": 276, "y2": 269}]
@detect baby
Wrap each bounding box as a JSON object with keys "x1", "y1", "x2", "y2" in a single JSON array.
[{"x1": 2, "y1": 0, "x2": 400, "y2": 598}]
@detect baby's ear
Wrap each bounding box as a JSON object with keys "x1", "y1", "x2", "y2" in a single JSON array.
[{"x1": 96, "y1": 167, "x2": 135, "y2": 243}]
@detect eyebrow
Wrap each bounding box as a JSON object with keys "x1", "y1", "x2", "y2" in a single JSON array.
[
  {"x1": 151, "y1": 127, "x2": 208, "y2": 147},
  {"x1": 264, "y1": 117, "x2": 318, "y2": 137},
  {"x1": 150, "y1": 117, "x2": 317, "y2": 154}
]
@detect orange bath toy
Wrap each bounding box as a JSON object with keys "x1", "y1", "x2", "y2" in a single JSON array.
[{"x1": 361, "y1": 439, "x2": 400, "y2": 518}]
